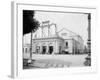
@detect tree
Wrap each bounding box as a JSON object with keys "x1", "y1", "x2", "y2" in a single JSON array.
[
  {"x1": 23, "y1": 10, "x2": 40, "y2": 35},
  {"x1": 23, "y1": 10, "x2": 40, "y2": 63}
]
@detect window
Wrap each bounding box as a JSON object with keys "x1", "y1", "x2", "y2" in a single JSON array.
[{"x1": 66, "y1": 42, "x2": 68, "y2": 48}]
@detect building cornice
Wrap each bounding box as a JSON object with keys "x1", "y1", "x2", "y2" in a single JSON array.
[{"x1": 32, "y1": 36, "x2": 64, "y2": 41}]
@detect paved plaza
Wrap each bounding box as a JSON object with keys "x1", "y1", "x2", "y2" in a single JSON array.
[{"x1": 23, "y1": 54, "x2": 88, "y2": 69}]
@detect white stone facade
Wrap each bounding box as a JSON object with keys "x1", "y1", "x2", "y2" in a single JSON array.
[{"x1": 23, "y1": 21, "x2": 84, "y2": 55}]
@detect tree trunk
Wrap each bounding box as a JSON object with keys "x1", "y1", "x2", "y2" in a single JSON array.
[{"x1": 30, "y1": 30, "x2": 33, "y2": 62}]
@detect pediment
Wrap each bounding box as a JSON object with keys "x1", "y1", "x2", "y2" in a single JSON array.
[{"x1": 57, "y1": 28, "x2": 76, "y2": 39}]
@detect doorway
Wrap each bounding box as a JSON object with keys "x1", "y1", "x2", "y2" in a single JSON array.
[
  {"x1": 42, "y1": 46, "x2": 46, "y2": 54},
  {"x1": 49, "y1": 46, "x2": 53, "y2": 54}
]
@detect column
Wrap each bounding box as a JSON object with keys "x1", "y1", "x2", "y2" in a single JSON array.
[
  {"x1": 40, "y1": 42, "x2": 42, "y2": 54},
  {"x1": 55, "y1": 40, "x2": 58, "y2": 54},
  {"x1": 46, "y1": 42, "x2": 49, "y2": 54}
]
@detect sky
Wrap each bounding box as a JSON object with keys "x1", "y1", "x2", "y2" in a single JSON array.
[
  {"x1": 24, "y1": 10, "x2": 89, "y2": 46},
  {"x1": 34, "y1": 10, "x2": 88, "y2": 45}
]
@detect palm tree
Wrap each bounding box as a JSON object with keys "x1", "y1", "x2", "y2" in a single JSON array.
[{"x1": 23, "y1": 10, "x2": 40, "y2": 63}]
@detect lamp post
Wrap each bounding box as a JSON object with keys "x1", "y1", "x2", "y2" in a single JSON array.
[
  {"x1": 30, "y1": 30, "x2": 33, "y2": 60},
  {"x1": 84, "y1": 13, "x2": 91, "y2": 66},
  {"x1": 87, "y1": 13, "x2": 91, "y2": 56},
  {"x1": 27, "y1": 30, "x2": 33, "y2": 65}
]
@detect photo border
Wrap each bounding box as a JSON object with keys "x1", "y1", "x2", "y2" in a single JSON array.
[{"x1": 11, "y1": 1, "x2": 97, "y2": 78}]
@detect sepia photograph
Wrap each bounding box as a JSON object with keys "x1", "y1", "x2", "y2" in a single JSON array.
[{"x1": 23, "y1": 9, "x2": 91, "y2": 69}]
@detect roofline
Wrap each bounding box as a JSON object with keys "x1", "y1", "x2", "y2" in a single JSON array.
[{"x1": 57, "y1": 28, "x2": 78, "y2": 36}]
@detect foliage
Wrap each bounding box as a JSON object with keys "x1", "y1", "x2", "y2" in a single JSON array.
[{"x1": 23, "y1": 10, "x2": 40, "y2": 35}]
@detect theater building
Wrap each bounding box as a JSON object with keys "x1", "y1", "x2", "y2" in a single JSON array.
[{"x1": 23, "y1": 21, "x2": 84, "y2": 55}]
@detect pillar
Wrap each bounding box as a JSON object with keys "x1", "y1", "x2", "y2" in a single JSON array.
[{"x1": 46, "y1": 42, "x2": 49, "y2": 54}]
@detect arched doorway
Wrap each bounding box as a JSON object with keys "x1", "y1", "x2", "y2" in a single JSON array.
[
  {"x1": 42, "y1": 46, "x2": 46, "y2": 54},
  {"x1": 49, "y1": 46, "x2": 53, "y2": 54}
]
